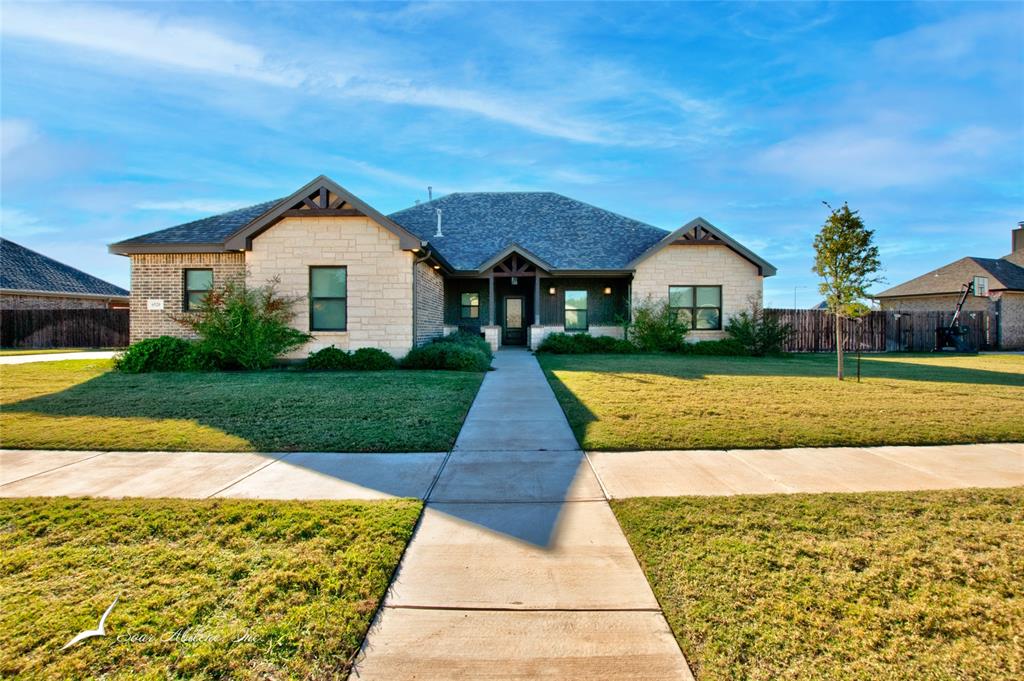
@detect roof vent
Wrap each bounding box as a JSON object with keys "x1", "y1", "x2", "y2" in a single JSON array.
[{"x1": 434, "y1": 208, "x2": 443, "y2": 238}]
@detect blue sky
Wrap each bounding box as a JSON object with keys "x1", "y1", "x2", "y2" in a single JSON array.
[{"x1": 2, "y1": 1, "x2": 1021, "y2": 306}]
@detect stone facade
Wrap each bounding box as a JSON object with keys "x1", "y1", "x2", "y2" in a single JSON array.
[
  {"x1": 878, "y1": 291, "x2": 1024, "y2": 350},
  {"x1": 413, "y1": 261, "x2": 444, "y2": 346},
  {"x1": 1, "y1": 293, "x2": 123, "y2": 310},
  {"x1": 246, "y1": 216, "x2": 415, "y2": 358},
  {"x1": 128, "y1": 252, "x2": 245, "y2": 343},
  {"x1": 630, "y1": 244, "x2": 763, "y2": 340}
]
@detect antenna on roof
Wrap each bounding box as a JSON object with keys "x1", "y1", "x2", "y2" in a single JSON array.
[
  {"x1": 428, "y1": 186, "x2": 433, "y2": 201},
  {"x1": 434, "y1": 208, "x2": 443, "y2": 238}
]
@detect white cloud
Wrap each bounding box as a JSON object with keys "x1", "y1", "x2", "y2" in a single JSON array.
[
  {"x1": 135, "y1": 199, "x2": 251, "y2": 213},
  {"x1": 0, "y1": 119, "x2": 40, "y2": 156},
  {"x1": 753, "y1": 125, "x2": 1002, "y2": 190},
  {"x1": 1, "y1": 3, "x2": 295, "y2": 85},
  {"x1": 0, "y1": 207, "x2": 61, "y2": 237}
]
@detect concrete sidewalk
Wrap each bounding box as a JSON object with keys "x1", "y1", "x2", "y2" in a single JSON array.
[
  {"x1": 351, "y1": 348, "x2": 694, "y2": 681},
  {"x1": 0, "y1": 351, "x2": 118, "y2": 364}
]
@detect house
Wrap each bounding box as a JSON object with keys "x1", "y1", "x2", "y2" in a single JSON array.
[
  {"x1": 109, "y1": 175, "x2": 775, "y2": 356},
  {"x1": 1, "y1": 238, "x2": 129, "y2": 310},
  {"x1": 873, "y1": 224, "x2": 1024, "y2": 349}
]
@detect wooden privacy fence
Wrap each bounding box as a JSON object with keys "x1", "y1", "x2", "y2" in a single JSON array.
[
  {"x1": 0, "y1": 309, "x2": 129, "y2": 349},
  {"x1": 764, "y1": 308, "x2": 992, "y2": 352}
]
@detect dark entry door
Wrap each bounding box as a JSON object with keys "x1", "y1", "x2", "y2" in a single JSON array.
[{"x1": 503, "y1": 296, "x2": 525, "y2": 345}]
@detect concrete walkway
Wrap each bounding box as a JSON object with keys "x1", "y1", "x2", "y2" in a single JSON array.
[
  {"x1": 350, "y1": 349, "x2": 694, "y2": 680},
  {"x1": 0, "y1": 350, "x2": 117, "y2": 364}
]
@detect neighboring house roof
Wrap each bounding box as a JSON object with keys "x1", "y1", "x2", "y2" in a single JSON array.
[
  {"x1": 1, "y1": 238, "x2": 129, "y2": 298},
  {"x1": 874, "y1": 256, "x2": 1024, "y2": 298},
  {"x1": 389, "y1": 192, "x2": 669, "y2": 271},
  {"x1": 109, "y1": 176, "x2": 776, "y2": 275}
]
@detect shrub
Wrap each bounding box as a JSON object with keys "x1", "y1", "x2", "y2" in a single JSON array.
[
  {"x1": 349, "y1": 347, "x2": 398, "y2": 370},
  {"x1": 537, "y1": 332, "x2": 635, "y2": 354},
  {"x1": 114, "y1": 336, "x2": 193, "y2": 373},
  {"x1": 402, "y1": 343, "x2": 491, "y2": 372},
  {"x1": 432, "y1": 330, "x2": 493, "y2": 359},
  {"x1": 627, "y1": 297, "x2": 688, "y2": 352},
  {"x1": 306, "y1": 346, "x2": 352, "y2": 370},
  {"x1": 725, "y1": 301, "x2": 793, "y2": 356},
  {"x1": 676, "y1": 339, "x2": 750, "y2": 356},
  {"x1": 173, "y1": 277, "x2": 311, "y2": 370}
]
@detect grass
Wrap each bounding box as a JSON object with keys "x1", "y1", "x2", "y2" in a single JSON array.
[
  {"x1": 539, "y1": 353, "x2": 1024, "y2": 450},
  {"x1": 612, "y1": 487, "x2": 1024, "y2": 681},
  {"x1": 0, "y1": 496, "x2": 422, "y2": 680},
  {"x1": 0, "y1": 359, "x2": 483, "y2": 452},
  {"x1": 0, "y1": 348, "x2": 114, "y2": 356}
]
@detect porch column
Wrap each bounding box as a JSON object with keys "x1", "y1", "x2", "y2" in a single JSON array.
[
  {"x1": 488, "y1": 270, "x2": 495, "y2": 326},
  {"x1": 534, "y1": 275, "x2": 541, "y2": 325}
]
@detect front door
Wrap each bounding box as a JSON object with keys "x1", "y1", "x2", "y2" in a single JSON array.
[{"x1": 503, "y1": 296, "x2": 525, "y2": 345}]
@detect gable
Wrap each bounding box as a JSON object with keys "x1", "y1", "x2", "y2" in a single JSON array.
[{"x1": 627, "y1": 218, "x2": 777, "y2": 277}]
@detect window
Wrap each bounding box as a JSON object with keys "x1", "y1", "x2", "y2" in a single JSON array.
[
  {"x1": 183, "y1": 269, "x2": 213, "y2": 311},
  {"x1": 564, "y1": 290, "x2": 588, "y2": 330},
  {"x1": 669, "y1": 285, "x2": 722, "y2": 330},
  {"x1": 309, "y1": 266, "x2": 347, "y2": 331},
  {"x1": 973, "y1": 276, "x2": 989, "y2": 297},
  {"x1": 461, "y1": 292, "x2": 480, "y2": 319}
]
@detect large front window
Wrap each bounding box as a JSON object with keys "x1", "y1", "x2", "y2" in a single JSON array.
[
  {"x1": 564, "y1": 290, "x2": 588, "y2": 331},
  {"x1": 669, "y1": 285, "x2": 721, "y2": 330},
  {"x1": 310, "y1": 266, "x2": 347, "y2": 331},
  {"x1": 183, "y1": 269, "x2": 213, "y2": 311},
  {"x1": 461, "y1": 292, "x2": 480, "y2": 319}
]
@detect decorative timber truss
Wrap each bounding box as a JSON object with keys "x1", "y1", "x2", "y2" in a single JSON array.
[
  {"x1": 491, "y1": 253, "x2": 539, "y2": 278},
  {"x1": 674, "y1": 223, "x2": 722, "y2": 244}
]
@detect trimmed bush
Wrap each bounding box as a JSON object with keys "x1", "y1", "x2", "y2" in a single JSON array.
[
  {"x1": 306, "y1": 346, "x2": 352, "y2": 370},
  {"x1": 537, "y1": 332, "x2": 635, "y2": 354},
  {"x1": 114, "y1": 336, "x2": 193, "y2": 373},
  {"x1": 349, "y1": 347, "x2": 398, "y2": 370},
  {"x1": 627, "y1": 297, "x2": 688, "y2": 352},
  {"x1": 676, "y1": 339, "x2": 750, "y2": 356},
  {"x1": 402, "y1": 343, "x2": 491, "y2": 372},
  {"x1": 307, "y1": 346, "x2": 398, "y2": 371},
  {"x1": 431, "y1": 330, "x2": 493, "y2": 360}
]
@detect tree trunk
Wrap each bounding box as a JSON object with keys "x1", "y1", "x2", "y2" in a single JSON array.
[{"x1": 835, "y1": 313, "x2": 844, "y2": 380}]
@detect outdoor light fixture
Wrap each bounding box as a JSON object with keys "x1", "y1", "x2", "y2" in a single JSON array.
[
  {"x1": 511, "y1": 277, "x2": 518, "y2": 285},
  {"x1": 433, "y1": 264, "x2": 440, "y2": 270},
  {"x1": 603, "y1": 287, "x2": 612, "y2": 295},
  {"x1": 548, "y1": 286, "x2": 556, "y2": 295}
]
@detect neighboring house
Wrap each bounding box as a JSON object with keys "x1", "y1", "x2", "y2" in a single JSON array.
[
  {"x1": 110, "y1": 175, "x2": 775, "y2": 356},
  {"x1": 873, "y1": 224, "x2": 1024, "y2": 349},
  {"x1": 1, "y1": 238, "x2": 129, "y2": 309}
]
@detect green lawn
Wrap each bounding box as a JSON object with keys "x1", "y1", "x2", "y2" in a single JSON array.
[
  {"x1": 539, "y1": 353, "x2": 1024, "y2": 450},
  {"x1": 0, "y1": 359, "x2": 483, "y2": 452},
  {"x1": 0, "y1": 496, "x2": 421, "y2": 680},
  {"x1": 613, "y1": 488, "x2": 1024, "y2": 681}
]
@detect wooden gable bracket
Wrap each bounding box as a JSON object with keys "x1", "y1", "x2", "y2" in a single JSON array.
[
  {"x1": 676, "y1": 224, "x2": 722, "y2": 244},
  {"x1": 283, "y1": 186, "x2": 366, "y2": 218},
  {"x1": 492, "y1": 253, "x2": 537, "y2": 277}
]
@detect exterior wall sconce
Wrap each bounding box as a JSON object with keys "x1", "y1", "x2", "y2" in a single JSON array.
[
  {"x1": 603, "y1": 287, "x2": 612, "y2": 295},
  {"x1": 433, "y1": 264, "x2": 441, "y2": 270},
  {"x1": 511, "y1": 277, "x2": 518, "y2": 285},
  {"x1": 548, "y1": 287, "x2": 557, "y2": 295}
]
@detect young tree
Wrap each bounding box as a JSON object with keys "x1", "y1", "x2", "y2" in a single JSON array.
[{"x1": 812, "y1": 203, "x2": 882, "y2": 380}]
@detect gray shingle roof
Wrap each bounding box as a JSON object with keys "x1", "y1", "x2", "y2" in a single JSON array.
[
  {"x1": 1, "y1": 238, "x2": 129, "y2": 297},
  {"x1": 116, "y1": 199, "x2": 282, "y2": 245},
  {"x1": 389, "y1": 192, "x2": 669, "y2": 270},
  {"x1": 874, "y1": 256, "x2": 1024, "y2": 298}
]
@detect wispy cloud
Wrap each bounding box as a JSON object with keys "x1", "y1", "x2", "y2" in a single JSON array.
[
  {"x1": 0, "y1": 207, "x2": 61, "y2": 237},
  {"x1": 1, "y1": 118, "x2": 40, "y2": 156},
  {"x1": 135, "y1": 199, "x2": 251, "y2": 213}
]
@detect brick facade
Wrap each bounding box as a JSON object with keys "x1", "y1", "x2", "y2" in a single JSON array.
[
  {"x1": 128, "y1": 252, "x2": 245, "y2": 342},
  {"x1": 1, "y1": 293, "x2": 120, "y2": 310},
  {"x1": 630, "y1": 244, "x2": 763, "y2": 340},
  {"x1": 413, "y1": 260, "x2": 444, "y2": 346},
  {"x1": 246, "y1": 216, "x2": 415, "y2": 358}
]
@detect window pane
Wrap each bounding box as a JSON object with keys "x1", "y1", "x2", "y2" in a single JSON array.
[
  {"x1": 311, "y1": 268, "x2": 346, "y2": 297},
  {"x1": 461, "y1": 306, "x2": 479, "y2": 319},
  {"x1": 565, "y1": 290, "x2": 587, "y2": 310},
  {"x1": 668, "y1": 286, "x2": 693, "y2": 308},
  {"x1": 187, "y1": 292, "x2": 207, "y2": 309},
  {"x1": 676, "y1": 308, "x2": 693, "y2": 328},
  {"x1": 696, "y1": 286, "x2": 721, "y2": 307},
  {"x1": 186, "y1": 269, "x2": 213, "y2": 291},
  {"x1": 565, "y1": 309, "x2": 587, "y2": 330},
  {"x1": 461, "y1": 292, "x2": 479, "y2": 306},
  {"x1": 312, "y1": 299, "x2": 346, "y2": 330},
  {"x1": 695, "y1": 308, "x2": 720, "y2": 329}
]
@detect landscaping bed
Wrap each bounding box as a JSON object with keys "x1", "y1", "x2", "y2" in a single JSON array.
[
  {"x1": 0, "y1": 496, "x2": 422, "y2": 679},
  {"x1": 613, "y1": 487, "x2": 1024, "y2": 681},
  {"x1": 0, "y1": 359, "x2": 483, "y2": 452},
  {"x1": 539, "y1": 353, "x2": 1024, "y2": 450}
]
